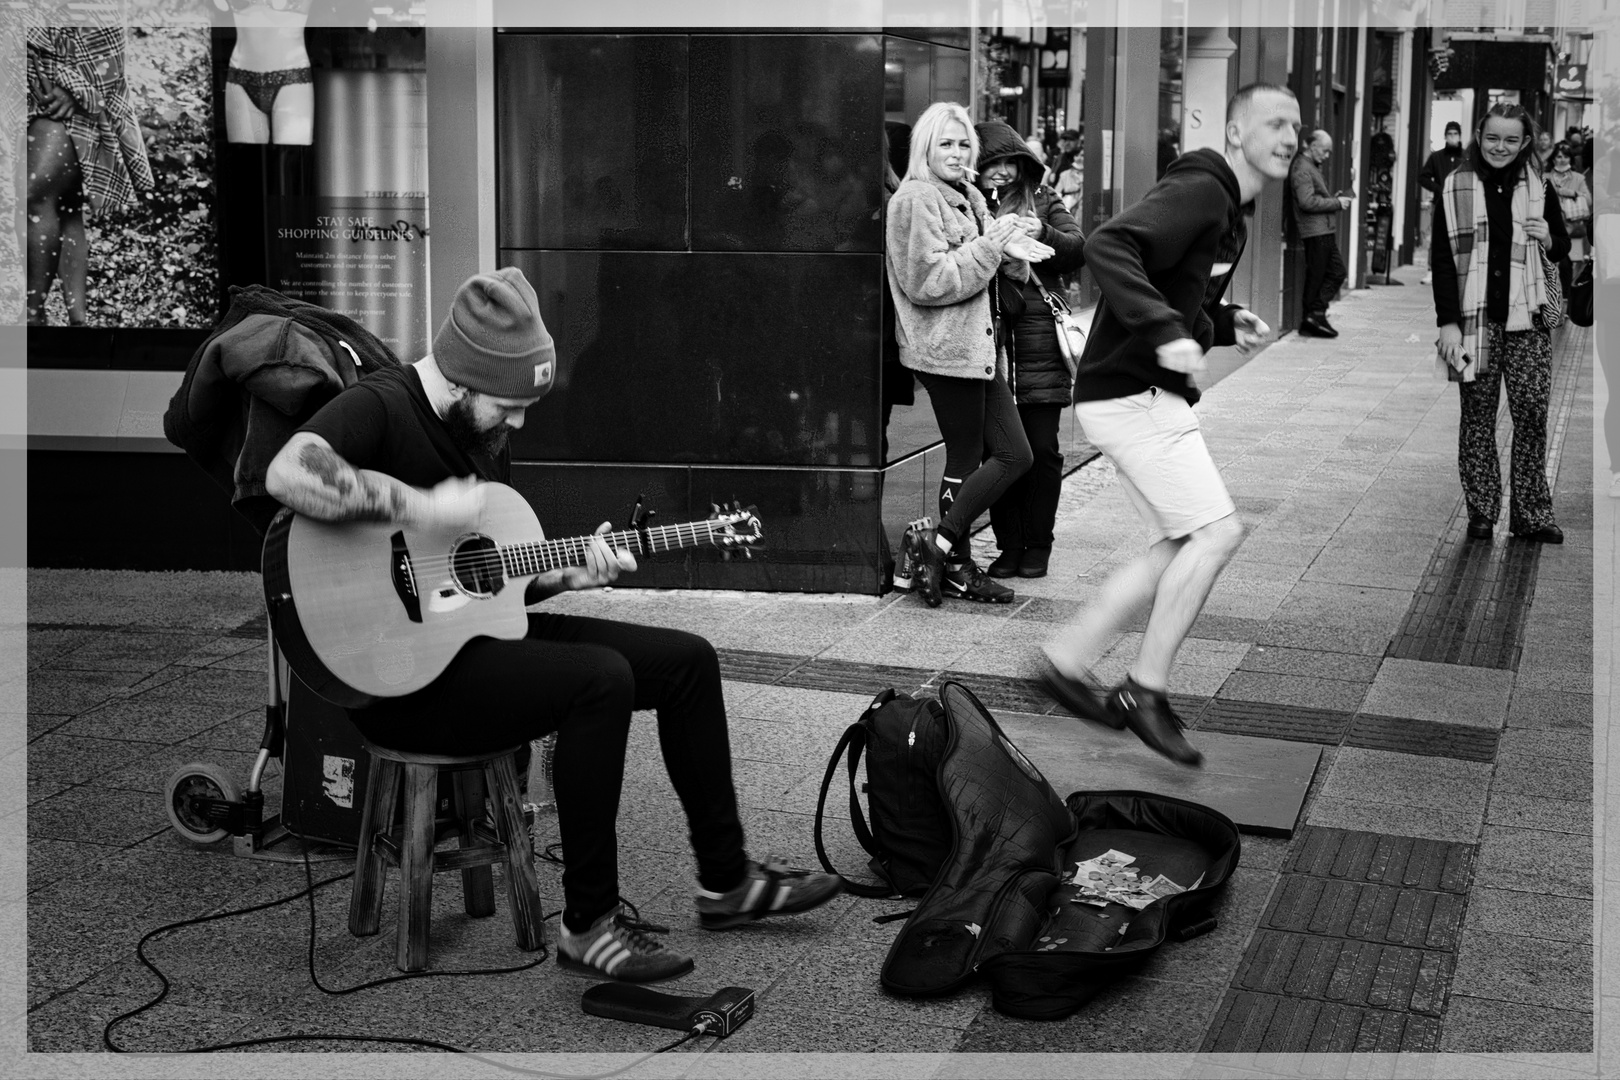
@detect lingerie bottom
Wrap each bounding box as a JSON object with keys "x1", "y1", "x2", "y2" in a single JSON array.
[{"x1": 226, "y1": 65, "x2": 312, "y2": 116}]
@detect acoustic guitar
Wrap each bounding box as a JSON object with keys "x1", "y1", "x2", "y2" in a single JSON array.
[{"x1": 263, "y1": 483, "x2": 763, "y2": 708}]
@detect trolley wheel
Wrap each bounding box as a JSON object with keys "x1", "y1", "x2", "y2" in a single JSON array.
[{"x1": 165, "y1": 762, "x2": 240, "y2": 845}]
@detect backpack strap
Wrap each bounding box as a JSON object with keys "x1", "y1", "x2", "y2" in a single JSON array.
[{"x1": 813, "y1": 703, "x2": 901, "y2": 899}]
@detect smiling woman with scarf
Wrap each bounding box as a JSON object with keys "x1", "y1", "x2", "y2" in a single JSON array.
[
  {"x1": 1431, "y1": 103, "x2": 1569, "y2": 545},
  {"x1": 972, "y1": 120, "x2": 1086, "y2": 580}
]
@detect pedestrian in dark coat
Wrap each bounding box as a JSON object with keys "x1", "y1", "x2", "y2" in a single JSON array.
[{"x1": 973, "y1": 120, "x2": 1086, "y2": 579}]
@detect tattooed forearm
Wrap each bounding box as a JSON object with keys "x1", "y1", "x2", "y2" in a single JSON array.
[{"x1": 265, "y1": 434, "x2": 417, "y2": 524}]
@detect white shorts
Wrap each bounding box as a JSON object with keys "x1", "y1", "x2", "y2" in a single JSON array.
[{"x1": 1074, "y1": 387, "x2": 1236, "y2": 547}]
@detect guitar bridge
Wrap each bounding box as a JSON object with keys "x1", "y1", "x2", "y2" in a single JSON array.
[{"x1": 389, "y1": 531, "x2": 424, "y2": 623}]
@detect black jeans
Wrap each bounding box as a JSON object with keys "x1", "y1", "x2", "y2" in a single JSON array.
[
  {"x1": 915, "y1": 369, "x2": 1033, "y2": 557},
  {"x1": 350, "y1": 612, "x2": 747, "y2": 933},
  {"x1": 989, "y1": 402, "x2": 1064, "y2": 551},
  {"x1": 1302, "y1": 233, "x2": 1347, "y2": 318}
]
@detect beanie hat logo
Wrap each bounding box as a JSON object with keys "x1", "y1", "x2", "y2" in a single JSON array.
[{"x1": 433, "y1": 267, "x2": 557, "y2": 400}]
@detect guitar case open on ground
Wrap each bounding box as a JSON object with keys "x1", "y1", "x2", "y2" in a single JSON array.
[{"x1": 870, "y1": 681, "x2": 1242, "y2": 1020}]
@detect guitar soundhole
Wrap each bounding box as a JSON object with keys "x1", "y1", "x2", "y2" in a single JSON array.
[{"x1": 450, "y1": 534, "x2": 505, "y2": 597}]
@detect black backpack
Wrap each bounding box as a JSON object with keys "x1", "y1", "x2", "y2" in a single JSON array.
[{"x1": 813, "y1": 688, "x2": 951, "y2": 898}]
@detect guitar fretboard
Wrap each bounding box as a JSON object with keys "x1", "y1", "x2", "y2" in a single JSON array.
[{"x1": 499, "y1": 522, "x2": 727, "y2": 576}]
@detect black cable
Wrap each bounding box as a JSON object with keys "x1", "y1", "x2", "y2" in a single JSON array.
[{"x1": 101, "y1": 846, "x2": 710, "y2": 1074}]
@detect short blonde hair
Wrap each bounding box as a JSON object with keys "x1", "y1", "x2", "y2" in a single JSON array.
[{"x1": 905, "y1": 102, "x2": 978, "y2": 183}]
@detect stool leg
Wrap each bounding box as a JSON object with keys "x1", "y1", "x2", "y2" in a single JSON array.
[
  {"x1": 486, "y1": 755, "x2": 546, "y2": 952},
  {"x1": 396, "y1": 763, "x2": 438, "y2": 972},
  {"x1": 349, "y1": 755, "x2": 399, "y2": 938},
  {"x1": 452, "y1": 768, "x2": 496, "y2": 918}
]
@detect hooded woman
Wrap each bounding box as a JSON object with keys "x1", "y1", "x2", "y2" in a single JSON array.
[{"x1": 972, "y1": 120, "x2": 1086, "y2": 579}]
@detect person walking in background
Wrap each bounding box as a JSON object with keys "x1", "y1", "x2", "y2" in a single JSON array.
[
  {"x1": 1546, "y1": 141, "x2": 1591, "y2": 291},
  {"x1": 1432, "y1": 103, "x2": 1569, "y2": 545},
  {"x1": 1053, "y1": 127, "x2": 1084, "y2": 215},
  {"x1": 1289, "y1": 129, "x2": 1352, "y2": 338},
  {"x1": 1053, "y1": 127, "x2": 1082, "y2": 183},
  {"x1": 1533, "y1": 129, "x2": 1555, "y2": 174},
  {"x1": 1038, "y1": 83, "x2": 1294, "y2": 767},
  {"x1": 972, "y1": 120, "x2": 1086, "y2": 582},
  {"x1": 1564, "y1": 127, "x2": 1588, "y2": 174},
  {"x1": 1418, "y1": 122, "x2": 1467, "y2": 286},
  {"x1": 1024, "y1": 134, "x2": 1055, "y2": 189},
  {"x1": 885, "y1": 101, "x2": 1051, "y2": 607},
  {"x1": 25, "y1": 21, "x2": 152, "y2": 325}
]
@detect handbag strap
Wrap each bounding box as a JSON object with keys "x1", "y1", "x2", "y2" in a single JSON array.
[{"x1": 1028, "y1": 274, "x2": 1069, "y2": 316}]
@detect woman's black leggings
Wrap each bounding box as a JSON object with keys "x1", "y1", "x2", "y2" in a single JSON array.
[
  {"x1": 349, "y1": 612, "x2": 748, "y2": 933},
  {"x1": 915, "y1": 369, "x2": 1033, "y2": 558}
]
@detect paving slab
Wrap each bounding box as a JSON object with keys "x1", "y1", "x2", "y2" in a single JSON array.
[
  {"x1": 1450, "y1": 930, "x2": 1594, "y2": 1012},
  {"x1": 1438, "y1": 996, "x2": 1595, "y2": 1054},
  {"x1": 1474, "y1": 826, "x2": 1592, "y2": 899},
  {"x1": 994, "y1": 710, "x2": 1320, "y2": 837},
  {"x1": 1484, "y1": 792, "x2": 1593, "y2": 836},
  {"x1": 1305, "y1": 748, "x2": 1493, "y2": 844},
  {"x1": 1463, "y1": 888, "x2": 1593, "y2": 944},
  {"x1": 1216, "y1": 671, "x2": 1370, "y2": 714},
  {"x1": 1360, "y1": 658, "x2": 1515, "y2": 728}
]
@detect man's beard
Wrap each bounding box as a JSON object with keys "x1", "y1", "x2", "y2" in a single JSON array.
[{"x1": 445, "y1": 396, "x2": 511, "y2": 458}]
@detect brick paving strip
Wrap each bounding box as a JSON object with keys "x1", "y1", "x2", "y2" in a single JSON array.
[{"x1": 1200, "y1": 826, "x2": 1474, "y2": 1052}]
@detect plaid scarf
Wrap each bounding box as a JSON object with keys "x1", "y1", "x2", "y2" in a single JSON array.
[{"x1": 1441, "y1": 163, "x2": 1548, "y2": 382}]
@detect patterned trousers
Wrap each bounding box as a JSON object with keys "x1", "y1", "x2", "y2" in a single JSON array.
[{"x1": 1457, "y1": 321, "x2": 1556, "y2": 533}]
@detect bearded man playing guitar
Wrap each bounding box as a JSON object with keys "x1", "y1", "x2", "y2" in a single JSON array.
[{"x1": 265, "y1": 267, "x2": 840, "y2": 983}]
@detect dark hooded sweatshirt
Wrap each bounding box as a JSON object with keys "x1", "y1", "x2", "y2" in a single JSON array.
[{"x1": 1074, "y1": 148, "x2": 1246, "y2": 406}]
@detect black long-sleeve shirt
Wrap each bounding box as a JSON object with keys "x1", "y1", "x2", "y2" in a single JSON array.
[
  {"x1": 1431, "y1": 164, "x2": 1569, "y2": 327},
  {"x1": 1417, "y1": 146, "x2": 1464, "y2": 194}
]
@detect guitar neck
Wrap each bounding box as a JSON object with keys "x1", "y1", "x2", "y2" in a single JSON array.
[{"x1": 500, "y1": 522, "x2": 727, "y2": 575}]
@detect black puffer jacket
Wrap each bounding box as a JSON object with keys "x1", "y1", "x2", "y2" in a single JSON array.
[{"x1": 974, "y1": 122, "x2": 1086, "y2": 406}]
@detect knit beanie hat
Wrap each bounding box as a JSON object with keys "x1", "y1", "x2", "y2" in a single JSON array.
[
  {"x1": 1445, "y1": 121, "x2": 1462, "y2": 135},
  {"x1": 433, "y1": 267, "x2": 556, "y2": 399}
]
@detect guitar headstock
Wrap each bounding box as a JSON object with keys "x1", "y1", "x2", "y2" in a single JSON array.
[{"x1": 709, "y1": 501, "x2": 764, "y2": 558}]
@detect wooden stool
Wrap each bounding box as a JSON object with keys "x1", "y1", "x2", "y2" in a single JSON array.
[{"x1": 348, "y1": 742, "x2": 546, "y2": 972}]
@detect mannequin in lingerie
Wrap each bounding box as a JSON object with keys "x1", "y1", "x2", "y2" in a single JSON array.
[{"x1": 217, "y1": 0, "x2": 314, "y2": 145}]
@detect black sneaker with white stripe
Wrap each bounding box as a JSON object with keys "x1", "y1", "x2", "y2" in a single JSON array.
[
  {"x1": 695, "y1": 857, "x2": 843, "y2": 930},
  {"x1": 557, "y1": 904, "x2": 695, "y2": 982},
  {"x1": 942, "y1": 560, "x2": 1016, "y2": 603}
]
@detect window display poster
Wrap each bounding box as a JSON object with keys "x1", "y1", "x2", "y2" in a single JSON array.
[
  {"x1": 24, "y1": 16, "x2": 218, "y2": 328},
  {"x1": 269, "y1": 67, "x2": 429, "y2": 360}
]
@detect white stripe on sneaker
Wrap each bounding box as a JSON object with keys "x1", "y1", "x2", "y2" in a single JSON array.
[
  {"x1": 772, "y1": 883, "x2": 792, "y2": 910},
  {"x1": 742, "y1": 877, "x2": 768, "y2": 911}
]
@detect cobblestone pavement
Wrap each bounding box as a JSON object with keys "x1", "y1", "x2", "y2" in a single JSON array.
[{"x1": 9, "y1": 270, "x2": 1610, "y2": 1078}]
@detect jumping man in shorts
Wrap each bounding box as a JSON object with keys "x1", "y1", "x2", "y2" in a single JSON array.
[{"x1": 1038, "y1": 83, "x2": 1301, "y2": 766}]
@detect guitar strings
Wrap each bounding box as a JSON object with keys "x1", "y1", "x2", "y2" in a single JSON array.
[{"x1": 395, "y1": 521, "x2": 750, "y2": 579}]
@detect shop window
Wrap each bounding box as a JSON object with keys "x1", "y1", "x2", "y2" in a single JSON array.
[{"x1": 25, "y1": 2, "x2": 431, "y2": 368}]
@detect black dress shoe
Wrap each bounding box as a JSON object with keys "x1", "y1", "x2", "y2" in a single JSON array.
[
  {"x1": 1466, "y1": 516, "x2": 1494, "y2": 540},
  {"x1": 1316, "y1": 316, "x2": 1340, "y2": 337},
  {"x1": 1038, "y1": 659, "x2": 1124, "y2": 729},
  {"x1": 987, "y1": 550, "x2": 1021, "y2": 578},
  {"x1": 1107, "y1": 677, "x2": 1203, "y2": 767},
  {"x1": 1017, "y1": 546, "x2": 1050, "y2": 578},
  {"x1": 1513, "y1": 524, "x2": 1564, "y2": 544}
]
